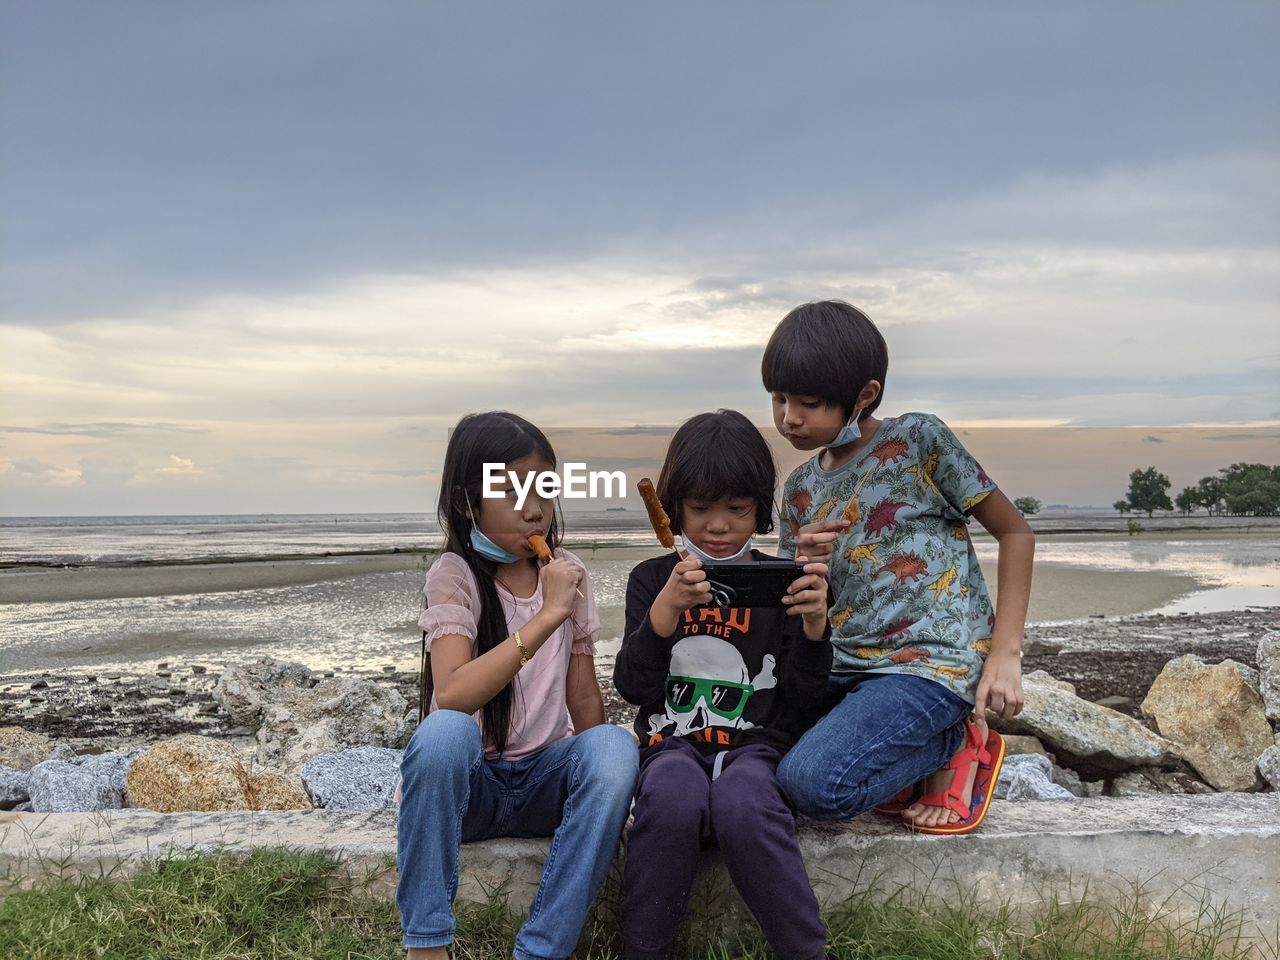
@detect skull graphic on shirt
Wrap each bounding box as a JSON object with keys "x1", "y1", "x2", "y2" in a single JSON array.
[{"x1": 646, "y1": 633, "x2": 777, "y2": 738}]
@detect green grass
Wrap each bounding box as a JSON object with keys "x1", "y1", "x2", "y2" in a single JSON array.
[{"x1": 0, "y1": 850, "x2": 1275, "y2": 960}]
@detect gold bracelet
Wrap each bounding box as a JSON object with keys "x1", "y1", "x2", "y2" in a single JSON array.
[{"x1": 513, "y1": 629, "x2": 529, "y2": 666}]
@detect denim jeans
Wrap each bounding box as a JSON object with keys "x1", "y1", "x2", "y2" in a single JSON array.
[
  {"x1": 396, "y1": 709, "x2": 639, "y2": 958},
  {"x1": 776, "y1": 673, "x2": 971, "y2": 820}
]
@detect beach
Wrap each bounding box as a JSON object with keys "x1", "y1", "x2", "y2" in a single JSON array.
[{"x1": 2, "y1": 513, "x2": 1277, "y2": 753}]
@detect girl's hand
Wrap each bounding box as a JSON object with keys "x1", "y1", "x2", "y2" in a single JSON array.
[
  {"x1": 796, "y1": 520, "x2": 849, "y2": 563},
  {"x1": 783, "y1": 556, "x2": 830, "y2": 639},
  {"x1": 975, "y1": 649, "x2": 1024, "y2": 719},
  {"x1": 657, "y1": 556, "x2": 711, "y2": 614},
  {"x1": 539, "y1": 558, "x2": 583, "y2": 619}
]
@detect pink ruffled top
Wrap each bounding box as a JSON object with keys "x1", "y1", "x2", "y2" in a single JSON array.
[{"x1": 417, "y1": 547, "x2": 599, "y2": 760}]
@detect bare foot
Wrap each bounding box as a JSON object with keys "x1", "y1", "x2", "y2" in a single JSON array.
[
  {"x1": 407, "y1": 948, "x2": 448, "y2": 960},
  {"x1": 901, "y1": 752, "x2": 978, "y2": 828}
]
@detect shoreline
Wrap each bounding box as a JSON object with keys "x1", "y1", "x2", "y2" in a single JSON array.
[{"x1": 2, "y1": 607, "x2": 1275, "y2": 757}]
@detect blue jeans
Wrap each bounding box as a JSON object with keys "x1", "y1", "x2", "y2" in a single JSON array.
[
  {"x1": 396, "y1": 710, "x2": 639, "y2": 958},
  {"x1": 777, "y1": 673, "x2": 970, "y2": 820}
]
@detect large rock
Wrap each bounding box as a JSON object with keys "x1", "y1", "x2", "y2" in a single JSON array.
[
  {"x1": 301, "y1": 747, "x2": 402, "y2": 810},
  {"x1": 27, "y1": 751, "x2": 138, "y2": 812},
  {"x1": 992, "y1": 671, "x2": 1179, "y2": 776},
  {"x1": 125, "y1": 735, "x2": 310, "y2": 812},
  {"x1": 215, "y1": 658, "x2": 410, "y2": 772},
  {"x1": 1259, "y1": 632, "x2": 1280, "y2": 725},
  {"x1": 257, "y1": 677, "x2": 411, "y2": 773},
  {"x1": 214, "y1": 657, "x2": 314, "y2": 727},
  {"x1": 1258, "y1": 745, "x2": 1280, "y2": 791},
  {"x1": 995, "y1": 753, "x2": 1074, "y2": 801},
  {"x1": 0, "y1": 765, "x2": 30, "y2": 810},
  {"x1": 1141, "y1": 655, "x2": 1272, "y2": 792},
  {"x1": 0, "y1": 727, "x2": 52, "y2": 771}
]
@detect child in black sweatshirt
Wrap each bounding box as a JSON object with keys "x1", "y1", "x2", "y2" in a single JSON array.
[{"x1": 613, "y1": 410, "x2": 833, "y2": 960}]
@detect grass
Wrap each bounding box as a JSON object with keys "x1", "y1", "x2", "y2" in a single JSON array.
[{"x1": 0, "y1": 849, "x2": 1276, "y2": 960}]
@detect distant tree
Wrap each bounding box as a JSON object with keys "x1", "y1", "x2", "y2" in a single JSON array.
[
  {"x1": 1194, "y1": 475, "x2": 1226, "y2": 516},
  {"x1": 1174, "y1": 487, "x2": 1198, "y2": 516},
  {"x1": 1112, "y1": 500, "x2": 1131, "y2": 515},
  {"x1": 1125, "y1": 467, "x2": 1173, "y2": 517},
  {"x1": 1219, "y1": 462, "x2": 1280, "y2": 516},
  {"x1": 1126, "y1": 518, "x2": 1144, "y2": 537},
  {"x1": 1013, "y1": 496, "x2": 1042, "y2": 516}
]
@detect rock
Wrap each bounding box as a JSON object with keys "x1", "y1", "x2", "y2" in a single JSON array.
[
  {"x1": 992, "y1": 671, "x2": 1179, "y2": 776},
  {"x1": 1140, "y1": 655, "x2": 1272, "y2": 792},
  {"x1": 214, "y1": 657, "x2": 315, "y2": 727},
  {"x1": 1093, "y1": 696, "x2": 1134, "y2": 711},
  {"x1": 1111, "y1": 771, "x2": 1162, "y2": 797},
  {"x1": 995, "y1": 754, "x2": 1074, "y2": 801},
  {"x1": 1258, "y1": 746, "x2": 1280, "y2": 791},
  {"x1": 255, "y1": 677, "x2": 411, "y2": 773},
  {"x1": 1002, "y1": 735, "x2": 1048, "y2": 757},
  {"x1": 191, "y1": 665, "x2": 207, "y2": 675},
  {"x1": 27, "y1": 752, "x2": 138, "y2": 812},
  {"x1": 1050, "y1": 764, "x2": 1088, "y2": 797},
  {"x1": 0, "y1": 765, "x2": 30, "y2": 809},
  {"x1": 1259, "y1": 632, "x2": 1280, "y2": 725},
  {"x1": 300, "y1": 747, "x2": 402, "y2": 809},
  {"x1": 30, "y1": 680, "x2": 49, "y2": 691},
  {"x1": 125, "y1": 735, "x2": 310, "y2": 812},
  {"x1": 48, "y1": 742, "x2": 79, "y2": 762},
  {"x1": 0, "y1": 726, "x2": 53, "y2": 771},
  {"x1": 1022, "y1": 638, "x2": 1064, "y2": 656}
]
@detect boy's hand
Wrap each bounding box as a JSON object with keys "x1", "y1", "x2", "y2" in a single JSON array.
[
  {"x1": 795, "y1": 520, "x2": 850, "y2": 563},
  {"x1": 975, "y1": 649, "x2": 1024, "y2": 720},
  {"x1": 782, "y1": 556, "x2": 829, "y2": 640}
]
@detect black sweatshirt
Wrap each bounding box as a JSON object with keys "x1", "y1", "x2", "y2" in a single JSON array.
[{"x1": 613, "y1": 550, "x2": 834, "y2": 755}]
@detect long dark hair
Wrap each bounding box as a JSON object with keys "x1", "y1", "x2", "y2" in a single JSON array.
[{"x1": 422, "y1": 411, "x2": 561, "y2": 757}]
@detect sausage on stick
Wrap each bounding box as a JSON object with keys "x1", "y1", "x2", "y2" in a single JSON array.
[
  {"x1": 637, "y1": 478, "x2": 683, "y2": 558},
  {"x1": 527, "y1": 533, "x2": 585, "y2": 598}
]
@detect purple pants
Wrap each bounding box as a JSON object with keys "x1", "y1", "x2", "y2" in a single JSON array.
[{"x1": 620, "y1": 738, "x2": 826, "y2": 960}]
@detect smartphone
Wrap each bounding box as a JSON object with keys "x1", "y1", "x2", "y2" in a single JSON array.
[{"x1": 699, "y1": 559, "x2": 807, "y2": 608}]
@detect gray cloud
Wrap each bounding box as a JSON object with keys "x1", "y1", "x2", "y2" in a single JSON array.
[{"x1": 3, "y1": 2, "x2": 1277, "y2": 322}]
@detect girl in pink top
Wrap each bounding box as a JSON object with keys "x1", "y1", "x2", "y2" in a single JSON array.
[{"x1": 396, "y1": 411, "x2": 638, "y2": 960}]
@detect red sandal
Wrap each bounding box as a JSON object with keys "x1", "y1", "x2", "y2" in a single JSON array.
[
  {"x1": 873, "y1": 781, "x2": 925, "y2": 816},
  {"x1": 907, "y1": 719, "x2": 1005, "y2": 835}
]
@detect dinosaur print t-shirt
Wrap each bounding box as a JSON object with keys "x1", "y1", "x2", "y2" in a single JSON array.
[{"x1": 778, "y1": 412, "x2": 997, "y2": 703}]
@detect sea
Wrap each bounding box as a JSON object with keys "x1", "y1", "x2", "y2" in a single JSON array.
[{"x1": 1, "y1": 511, "x2": 1277, "y2": 675}]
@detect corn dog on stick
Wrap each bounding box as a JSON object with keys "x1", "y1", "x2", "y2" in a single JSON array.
[{"x1": 527, "y1": 533, "x2": 584, "y2": 598}]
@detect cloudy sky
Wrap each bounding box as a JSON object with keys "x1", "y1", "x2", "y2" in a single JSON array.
[{"x1": 2, "y1": 2, "x2": 1277, "y2": 515}]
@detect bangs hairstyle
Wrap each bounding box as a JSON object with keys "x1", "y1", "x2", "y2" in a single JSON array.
[
  {"x1": 657, "y1": 410, "x2": 776, "y2": 536},
  {"x1": 761, "y1": 300, "x2": 888, "y2": 421}
]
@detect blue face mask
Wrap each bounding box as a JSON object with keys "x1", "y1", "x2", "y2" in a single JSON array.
[
  {"x1": 470, "y1": 525, "x2": 521, "y2": 564},
  {"x1": 826, "y1": 408, "x2": 865, "y2": 449},
  {"x1": 463, "y1": 489, "x2": 521, "y2": 564},
  {"x1": 680, "y1": 534, "x2": 753, "y2": 563}
]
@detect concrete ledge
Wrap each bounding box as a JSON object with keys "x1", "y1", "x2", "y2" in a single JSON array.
[{"x1": 4, "y1": 795, "x2": 1279, "y2": 938}]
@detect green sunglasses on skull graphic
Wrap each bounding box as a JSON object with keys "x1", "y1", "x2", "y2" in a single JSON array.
[{"x1": 647, "y1": 634, "x2": 777, "y2": 738}]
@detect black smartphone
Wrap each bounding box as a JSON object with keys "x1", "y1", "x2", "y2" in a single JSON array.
[{"x1": 699, "y1": 559, "x2": 807, "y2": 608}]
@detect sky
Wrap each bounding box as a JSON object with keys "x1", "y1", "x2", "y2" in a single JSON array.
[{"x1": 1, "y1": 2, "x2": 1278, "y2": 515}]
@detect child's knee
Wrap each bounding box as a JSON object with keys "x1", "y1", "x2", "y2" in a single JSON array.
[
  {"x1": 778, "y1": 751, "x2": 856, "y2": 821},
  {"x1": 572, "y1": 724, "x2": 639, "y2": 796},
  {"x1": 404, "y1": 709, "x2": 482, "y2": 773}
]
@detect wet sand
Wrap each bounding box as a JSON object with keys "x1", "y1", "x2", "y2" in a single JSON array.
[
  {"x1": 0, "y1": 553, "x2": 429, "y2": 604},
  {"x1": 0, "y1": 547, "x2": 1208, "y2": 620}
]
